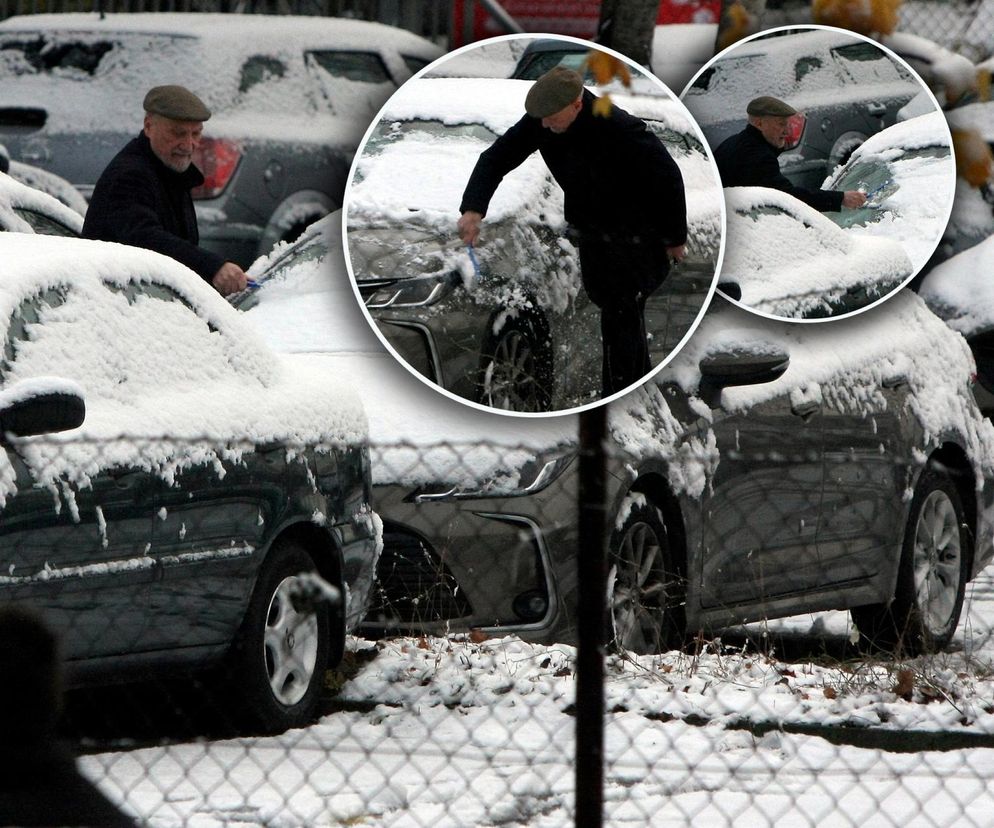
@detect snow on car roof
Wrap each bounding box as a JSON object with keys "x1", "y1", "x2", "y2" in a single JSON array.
[
  {"x1": 919, "y1": 234, "x2": 994, "y2": 338},
  {"x1": 0, "y1": 12, "x2": 440, "y2": 53},
  {"x1": 0, "y1": 171, "x2": 83, "y2": 233},
  {"x1": 0, "y1": 233, "x2": 366, "y2": 502},
  {"x1": 347, "y1": 77, "x2": 721, "y2": 238},
  {"x1": 720, "y1": 186, "x2": 912, "y2": 317}
]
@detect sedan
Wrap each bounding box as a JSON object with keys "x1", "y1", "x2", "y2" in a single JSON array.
[
  {"x1": 345, "y1": 77, "x2": 722, "y2": 412},
  {"x1": 718, "y1": 186, "x2": 913, "y2": 318},
  {"x1": 0, "y1": 233, "x2": 379, "y2": 732},
  {"x1": 683, "y1": 29, "x2": 921, "y2": 189},
  {"x1": 242, "y1": 212, "x2": 994, "y2": 657},
  {"x1": 0, "y1": 12, "x2": 442, "y2": 266}
]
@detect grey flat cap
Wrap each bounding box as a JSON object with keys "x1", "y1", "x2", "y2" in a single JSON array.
[
  {"x1": 525, "y1": 67, "x2": 584, "y2": 118},
  {"x1": 143, "y1": 85, "x2": 211, "y2": 121},
  {"x1": 746, "y1": 96, "x2": 797, "y2": 117}
]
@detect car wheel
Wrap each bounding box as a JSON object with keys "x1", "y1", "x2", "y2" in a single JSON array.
[
  {"x1": 479, "y1": 313, "x2": 553, "y2": 412},
  {"x1": 227, "y1": 541, "x2": 331, "y2": 732},
  {"x1": 852, "y1": 467, "x2": 971, "y2": 655},
  {"x1": 608, "y1": 500, "x2": 685, "y2": 654}
]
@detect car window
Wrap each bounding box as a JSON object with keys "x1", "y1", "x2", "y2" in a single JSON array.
[
  {"x1": 239, "y1": 55, "x2": 287, "y2": 94},
  {"x1": 12, "y1": 208, "x2": 76, "y2": 237},
  {"x1": 794, "y1": 56, "x2": 823, "y2": 83},
  {"x1": 2, "y1": 288, "x2": 68, "y2": 376},
  {"x1": 401, "y1": 54, "x2": 432, "y2": 76},
  {"x1": 0, "y1": 36, "x2": 112, "y2": 76},
  {"x1": 515, "y1": 50, "x2": 588, "y2": 81},
  {"x1": 831, "y1": 43, "x2": 912, "y2": 85},
  {"x1": 307, "y1": 50, "x2": 393, "y2": 84},
  {"x1": 363, "y1": 118, "x2": 498, "y2": 157},
  {"x1": 686, "y1": 56, "x2": 762, "y2": 96}
]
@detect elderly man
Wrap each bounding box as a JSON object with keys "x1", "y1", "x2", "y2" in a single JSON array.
[
  {"x1": 458, "y1": 66, "x2": 688, "y2": 399},
  {"x1": 82, "y1": 85, "x2": 247, "y2": 296},
  {"x1": 713, "y1": 95, "x2": 866, "y2": 213}
]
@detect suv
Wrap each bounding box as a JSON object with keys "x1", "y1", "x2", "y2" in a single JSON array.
[{"x1": 0, "y1": 13, "x2": 442, "y2": 265}]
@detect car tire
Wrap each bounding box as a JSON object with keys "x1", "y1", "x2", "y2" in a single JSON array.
[
  {"x1": 226, "y1": 541, "x2": 331, "y2": 733},
  {"x1": 608, "y1": 500, "x2": 685, "y2": 654},
  {"x1": 479, "y1": 312, "x2": 553, "y2": 412},
  {"x1": 852, "y1": 467, "x2": 971, "y2": 655}
]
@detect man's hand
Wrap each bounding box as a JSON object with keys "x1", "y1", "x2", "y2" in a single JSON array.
[
  {"x1": 457, "y1": 211, "x2": 483, "y2": 245},
  {"x1": 212, "y1": 261, "x2": 248, "y2": 296},
  {"x1": 667, "y1": 244, "x2": 687, "y2": 264},
  {"x1": 842, "y1": 190, "x2": 867, "y2": 209}
]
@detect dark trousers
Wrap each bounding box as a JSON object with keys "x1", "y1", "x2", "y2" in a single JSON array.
[{"x1": 577, "y1": 232, "x2": 669, "y2": 397}]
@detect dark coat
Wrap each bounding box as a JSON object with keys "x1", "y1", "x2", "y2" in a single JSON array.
[
  {"x1": 460, "y1": 90, "x2": 688, "y2": 246},
  {"x1": 713, "y1": 124, "x2": 844, "y2": 213},
  {"x1": 82, "y1": 132, "x2": 225, "y2": 282}
]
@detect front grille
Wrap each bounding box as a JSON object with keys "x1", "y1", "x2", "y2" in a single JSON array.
[{"x1": 366, "y1": 529, "x2": 471, "y2": 625}]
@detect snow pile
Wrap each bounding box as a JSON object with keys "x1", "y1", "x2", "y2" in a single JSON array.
[
  {"x1": 720, "y1": 186, "x2": 913, "y2": 317},
  {"x1": 0, "y1": 233, "x2": 367, "y2": 505},
  {"x1": 0, "y1": 171, "x2": 83, "y2": 233}
]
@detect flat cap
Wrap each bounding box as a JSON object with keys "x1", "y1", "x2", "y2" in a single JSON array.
[
  {"x1": 747, "y1": 95, "x2": 797, "y2": 117},
  {"x1": 525, "y1": 66, "x2": 584, "y2": 119},
  {"x1": 143, "y1": 85, "x2": 211, "y2": 122}
]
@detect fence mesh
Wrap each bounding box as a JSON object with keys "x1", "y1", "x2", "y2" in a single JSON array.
[{"x1": 4, "y1": 434, "x2": 994, "y2": 826}]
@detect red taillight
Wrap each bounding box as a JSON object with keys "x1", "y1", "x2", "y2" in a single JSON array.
[
  {"x1": 784, "y1": 113, "x2": 806, "y2": 151},
  {"x1": 191, "y1": 137, "x2": 241, "y2": 199}
]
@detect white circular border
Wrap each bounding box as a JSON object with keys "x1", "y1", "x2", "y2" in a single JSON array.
[
  {"x1": 341, "y1": 32, "x2": 728, "y2": 418},
  {"x1": 680, "y1": 23, "x2": 957, "y2": 325}
]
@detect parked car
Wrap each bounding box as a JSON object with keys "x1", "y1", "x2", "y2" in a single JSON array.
[
  {"x1": 0, "y1": 144, "x2": 88, "y2": 215},
  {"x1": 0, "y1": 170, "x2": 82, "y2": 235},
  {"x1": 0, "y1": 232, "x2": 379, "y2": 732},
  {"x1": 0, "y1": 13, "x2": 442, "y2": 266},
  {"x1": 240, "y1": 211, "x2": 994, "y2": 657},
  {"x1": 683, "y1": 29, "x2": 921, "y2": 189},
  {"x1": 345, "y1": 77, "x2": 721, "y2": 412},
  {"x1": 718, "y1": 186, "x2": 913, "y2": 318}
]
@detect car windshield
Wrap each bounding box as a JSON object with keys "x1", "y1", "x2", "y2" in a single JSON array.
[
  {"x1": 516, "y1": 49, "x2": 588, "y2": 80},
  {"x1": 825, "y1": 145, "x2": 948, "y2": 229},
  {"x1": 362, "y1": 118, "x2": 498, "y2": 156}
]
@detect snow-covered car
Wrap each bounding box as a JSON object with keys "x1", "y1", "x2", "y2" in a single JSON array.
[
  {"x1": 0, "y1": 170, "x2": 82, "y2": 235},
  {"x1": 683, "y1": 29, "x2": 921, "y2": 189},
  {"x1": 0, "y1": 13, "x2": 442, "y2": 266},
  {"x1": 919, "y1": 236, "x2": 994, "y2": 415},
  {"x1": 882, "y1": 32, "x2": 981, "y2": 108},
  {"x1": 345, "y1": 77, "x2": 722, "y2": 412},
  {"x1": 820, "y1": 111, "x2": 955, "y2": 274},
  {"x1": 719, "y1": 187, "x2": 913, "y2": 318},
  {"x1": 0, "y1": 144, "x2": 88, "y2": 215},
  {"x1": 0, "y1": 233, "x2": 378, "y2": 732},
  {"x1": 240, "y1": 211, "x2": 994, "y2": 657}
]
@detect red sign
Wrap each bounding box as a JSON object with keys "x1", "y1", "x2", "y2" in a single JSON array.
[{"x1": 451, "y1": 0, "x2": 721, "y2": 47}]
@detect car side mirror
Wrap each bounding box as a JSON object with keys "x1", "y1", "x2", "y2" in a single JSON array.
[
  {"x1": 699, "y1": 350, "x2": 789, "y2": 407},
  {"x1": 0, "y1": 379, "x2": 85, "y2": 440}
]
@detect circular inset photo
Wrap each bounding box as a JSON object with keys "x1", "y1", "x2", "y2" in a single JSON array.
[
  {"x1": 682, "y1": 25, "x2": 955, "y2": 321},
  {"x1": 343, "y1": 34, "x2": 724, "y2": 415}
]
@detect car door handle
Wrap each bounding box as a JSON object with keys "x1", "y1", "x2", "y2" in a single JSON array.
[
  {"x1": 791, "y1": 400, "x2": 821, "y2": 418},
  {"x1": 883, "y1": 374, "x2": 908, "y2": 389},
  {"x1": 866, "y1": 102, "x2": 886, "y2": 117}
]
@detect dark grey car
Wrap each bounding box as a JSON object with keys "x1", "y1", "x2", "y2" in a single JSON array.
[
  {"x1": 0, "y1": 12, "x2": 441, "y2": 266},
  {"x1": 683, "y1": 29, "x2": 921, "y2": 189}
]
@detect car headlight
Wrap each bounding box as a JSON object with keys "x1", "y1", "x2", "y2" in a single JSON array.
[
  {"x1": 408, "y1": 448, "x2": 576, "y2": 502},
  {"x1": 366, "y1": 271, "x2": 461, "y2": 308}
]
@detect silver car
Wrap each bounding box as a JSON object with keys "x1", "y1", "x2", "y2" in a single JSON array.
[{"x1": 0, "y1": 12, "x2": 441, "y2": 266}]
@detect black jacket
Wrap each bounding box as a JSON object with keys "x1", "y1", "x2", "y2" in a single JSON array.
[
  {"x1": 713, "y1": 124, "x2": 844, "y2": 213},
  {"x1": 82, "y1": 132, "x2": 225, "y2": 282},
  {"x1": 460, "y1": 91, "x2": 687, "y2": 245}
]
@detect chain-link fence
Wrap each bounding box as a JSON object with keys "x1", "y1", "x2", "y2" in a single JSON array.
[{"x1": 5, "y1": 431, "x2": 994, "y2": 826}]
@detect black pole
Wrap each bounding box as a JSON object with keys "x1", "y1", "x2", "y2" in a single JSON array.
[{"x1": 575, "y1": 406, "x2": 607, "y2": 828}]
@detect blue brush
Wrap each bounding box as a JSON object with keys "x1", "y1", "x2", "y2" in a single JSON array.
[
  {"x1": 467, "y1": 244, "x2": 482, "y2": 283},
  {"x1": 247, "y1": 278, "x2": 261, "y2": 290}
]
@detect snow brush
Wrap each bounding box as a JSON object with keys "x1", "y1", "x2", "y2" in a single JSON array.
[{"x1": 862, "y1": 178, "x2": 896, "y2": 208}]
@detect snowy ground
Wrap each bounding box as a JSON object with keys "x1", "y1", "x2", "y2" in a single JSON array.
[{"x1": 79, "y1": 565, "x2": 994, "y2": 826}]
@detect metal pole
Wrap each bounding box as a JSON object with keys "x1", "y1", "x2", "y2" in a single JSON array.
[{"x1": 575, "y1": 406, "x2": 607, "y2": 828}]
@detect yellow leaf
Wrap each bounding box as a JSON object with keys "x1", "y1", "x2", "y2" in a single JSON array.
[
  {"x1": 717, "y1": 4, "x2": 754, "y2": 52},
  {"x1": 812, "y1": 0, "x2": 901, "y2": 36},
  {"x1": 952, "y1": 128, "x2": 994, "y2": 187},
  {"x1": 592, "y1": 95, "x2": 614, "y2": 118},
  {"x1": 584, "y1": 51, "x2": 631, "y2": 88}
]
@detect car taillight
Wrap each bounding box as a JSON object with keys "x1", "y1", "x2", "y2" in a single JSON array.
[
  {"x1": 784, "y1": 113, "x2": 806, "y2": 151},
  {"x1": 191, "y1": 137, "x2": 241, "y2": 199}
]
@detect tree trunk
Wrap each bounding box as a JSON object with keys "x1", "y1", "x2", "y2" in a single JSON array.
[{"x1": 596, "y1": 0, "x2": 661, "y2": 67}]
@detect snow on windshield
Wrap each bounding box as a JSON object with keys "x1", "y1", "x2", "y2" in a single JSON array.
[
  {"x1": 0, "y1": 171, "x2": 83, "y2": 232},
  {"x1": 720, "y1": 187, "x2": 912, "y2": 317},
  {"x1": 823, "y1": 112, "x2": 954, "y2": 271}
]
